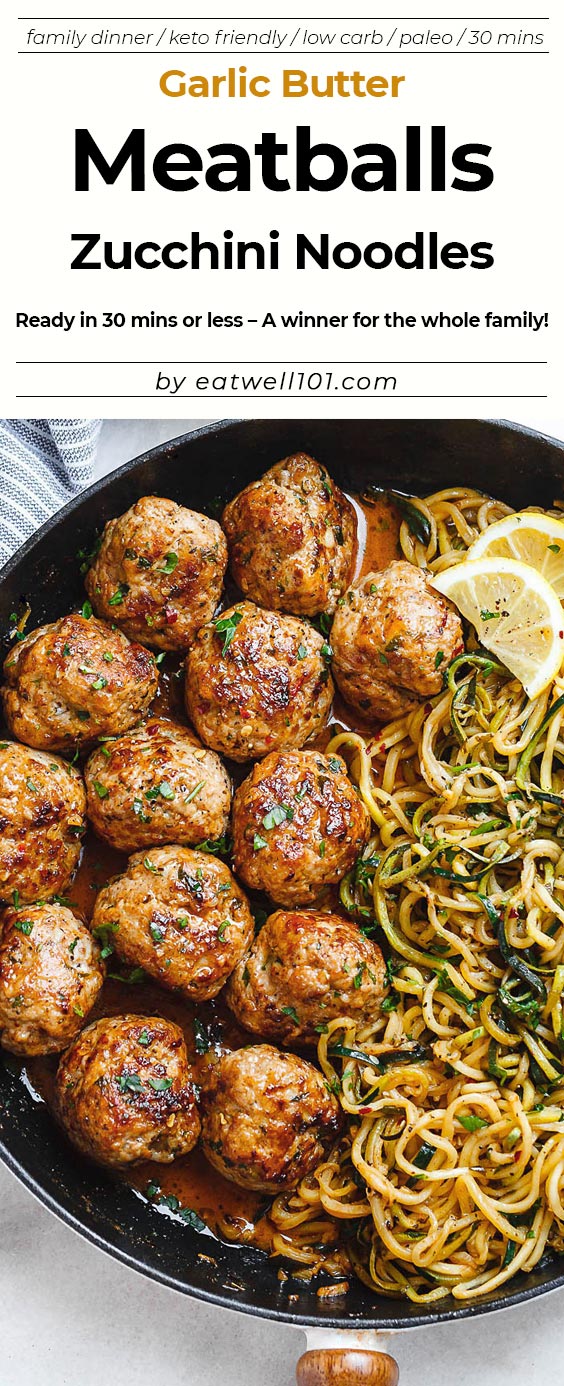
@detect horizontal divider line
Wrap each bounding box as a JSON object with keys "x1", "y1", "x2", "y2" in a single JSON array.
[
  {"x1": 16, "y1": 360, "x2": 548, "y2": 366},
  {"x1": 16, "y1": 50, "x2": 552, "y2": 55},
  {"x1": 16, "y1": 393, "x2": 549, "y2": 399}
]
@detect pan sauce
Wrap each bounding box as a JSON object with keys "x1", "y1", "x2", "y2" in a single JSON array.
[{"x1": 22, "y1": 491, "x2": 401, "y2": 1257}]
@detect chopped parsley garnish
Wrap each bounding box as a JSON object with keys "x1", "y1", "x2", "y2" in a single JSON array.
[
  {"x1": 480, "y1": 609, "x2": 500, "y2": 621},
  {"x1": 103, "y1": 652, "x2": 114, "y2": 663},
  {"x1": 318, "y1": 840, "x2": 326, "y2": 857},
  {"x1": 193, "y1": 1018, "x2": 210, "y2": 1054},
  {"x1": 144, "y1": 857, "x2": 160, "y2": 874},
  {"x1": 549, "y1": 544, "x2": 561, "y2": 554},
  {"x1": 217, "y1": 920, "x2": 230, "y2": 941},
  {"x1": 93, "y1": 781, "x2": 109, "y2": 799},
  {"x1": 214, "y1": 610, "x2": 244, "y2": 654},
  {"x1": 281, "y1": 1006, "x2": 300, "y2": 1025},
  {"x1": 148, "y1": 1076, "x2": 173, "y2": 1092},
  {"x1": 458, "y1": 1114, "x2": 489, "y2": 1132},
  {"x1": 328, "y1": 757, "x2": 342, "y2": 773},
  {"x1": 81, "y1": 601, "x2": 93, "y2": 619},
  {"x1": 297, "y1": 644, "x2": 308, "y2": 660},
  {"x1": 14, "y1": 918, "x2": 34, "y2": 936},
  {"x1": 93, "y1": 921, "x2": 119, "y2": 958},
  {"x1": 158, "y1": 552, "x2": 179, "y2": 574},
  {"x1": 150, "y1": 923, "x2": 165, "y2": 943},
  {"x1": 262, "y1": 803, "x2": 293, "y2": 830},
  {"x1": 253, "y1": 833, "x2": 268, "y2": 851},
  {"x1": 117, "y1": 1072, "x2": 144, "y2": 1094},
  {"x1": 91, "y1": 676, "x2": 108, "y2": 690},
  {"x1": 108, "y1": 583, "x2": 129, "y2": 606},
  {"x1": 146, "y1": 781, "x2": 175, "y2": 802},
  {"x1": 138, "y1": 1028, "x2": 150, "y2": 1047},
  {"x1": 435, "y1": 650, "x2": 445, "y2": 669},
  {"x1": 186, "y1": 780, "x2": 205, "y2": 803}
]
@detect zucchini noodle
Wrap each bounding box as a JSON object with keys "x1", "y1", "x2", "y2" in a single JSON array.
[{"x1": 269, "y1": 486, "x2": 564, "y2": 1302}]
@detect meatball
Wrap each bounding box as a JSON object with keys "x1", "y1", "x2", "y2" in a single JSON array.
[
  {"x1": 54, "y1": 1014, "x2": 200, "y2": 1167},
  {"x1": 2, "y1": 613, "x2": 159, "y2": 751},
  {"x1": 91, "y1": 846, "x2": 253, "y2": 1002},
  {"x1": 185, "y1": 601, "x2": 333, "y2": 762},
  {"x1": 84, "y1": 718, "x2": 231, "y2": 853},
  {"x1": 331, "y1": 562, "x2": 464, "y2": 722},
  {"x1": 0, "y1": 903, "x2": 104, "y2": 1056},
  {"x1": 85, "y1": 495, "x2": 227, "y2": 652},
  {"x1": 227, "y1": 910, "x2": 385, "y2": 1045},
  {"x1": 232, "y1": 749, "x2": 370, "y2": 908},
  {"x1": 222, "y1": 454, "x2": 356, "y2": 617},
  {"x1": 0, "y1": 742, "x2": 86, "y2": 904},
  {"x1": 200, "y1": 1044, "x2": 342, "y2": 1192}
]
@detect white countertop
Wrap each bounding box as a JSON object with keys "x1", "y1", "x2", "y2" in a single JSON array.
[{"x1": 2, "y1": 418, "x2": 564, "y2": 1385}]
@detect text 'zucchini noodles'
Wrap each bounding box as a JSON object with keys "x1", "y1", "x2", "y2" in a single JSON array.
[{"x1": 269, "y1": 486, "x2": 564, "y2": 1303}]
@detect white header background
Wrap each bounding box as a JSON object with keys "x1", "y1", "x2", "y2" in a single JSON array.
[{"x1": 2, "y1": 2, "x2": 562, "y2": 424}]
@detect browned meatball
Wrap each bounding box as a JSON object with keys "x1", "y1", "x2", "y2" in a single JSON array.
[
  {"x1": 85, "y1": 495, "x2": 227, "y2": 652},
  {"x1": 331, "y1": 562, "x2": 464, "y2": 721},
  {"x1": 0, "y1": 742, "x2": 86, "y2": 904},
  {"x1": 185, "y1": 601, "x2": 333, "y2": 762},
  {"x1": 91, "y1": 846, "x2": 254, "y2": 1002},
  {"x1": 84, "y1": 718, "x2": 231, "y2": 853},
  {"x1": 0, "y1": 903, "x2": 104, "y2": 1056},
  {"x1": 222, "y1": 454, "x2": 356, "y2": 617},
  {"x1": 200, "y1": 1044, "x2": 342, "y2": 1192},
  {"x1": 2, "y1": 613, "x2": 158, "y2": 751},
  {"x1": 227, "y1": 910, "x2": 385, "y2": 1045},
  {"x1": 54, "y1": 1014, "x2": 200, "y2": 1167},
  {"x1": 232, "y1": 749, "x2": 370, "y2": 907}
]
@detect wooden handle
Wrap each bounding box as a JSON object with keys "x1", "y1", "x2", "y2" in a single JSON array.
[{"x1": 296, "y1": 1348, "x2": 399, "y2": 1386}]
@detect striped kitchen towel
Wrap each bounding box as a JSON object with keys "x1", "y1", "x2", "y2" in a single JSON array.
[{"x1": 0, "y1": 419, "x2": 102, "y2": 568}]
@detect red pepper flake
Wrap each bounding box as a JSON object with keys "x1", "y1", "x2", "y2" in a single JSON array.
[
  {"x1": 358, "y1": 1107, "x2": 373, "y2": 1115},
  {"x1": 424, "y1": 703, "x2": 433, "y2": 714},
  {"x1": 378, "y1": 743, "x2": 386, "y2": 755},
  {"x1": 559, "y1": 631, "x2": 564, "y2": 639},
  {"x1": 164, "y1": 607, "x2": 178, "y2": 625}
]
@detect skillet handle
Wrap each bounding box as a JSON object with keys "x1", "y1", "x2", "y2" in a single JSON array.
[{"x1": 296, "y1": 1348, "x2": 399, "y2": 1385}]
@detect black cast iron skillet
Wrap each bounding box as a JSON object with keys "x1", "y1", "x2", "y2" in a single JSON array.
[{"x1": 1, "y1": 418, "x2": 564, "y2": 1383}]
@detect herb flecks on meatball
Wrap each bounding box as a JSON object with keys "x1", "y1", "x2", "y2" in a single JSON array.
[
  {"x1": 54, "y1": 1014, "x2": 201, "y2": 1167},
  {"x1": 1, "y1": 613, "x2": 158, "y2": 751},
  {"x1": 232, "y1": 749, "x2": 370, "y2": 907},
  {"x1": 85, "y1": 495, "x2": 227, "y2": 652},
  {"x1": 0, "y1": 902, "x2": 104, "y2": 1056},
  {"x1": 185, "y1": 600, "x2": 333, "y2": 762},
  {"x1": 331, "y1": 561, "x2": 464, "y2": 722},
  {"x1": 222, "y1": 454, "x2": 356, "y2": 616},
  {"x1": 91, "y1": 846, "x2": 254, "y2": 1002},
  {"x1": 227, "y1": 909, "x2": 385, "y2": 1045},
  {"x1": 200, "y1": 1043, "x2": 342, "y2": 1192},
  {"x1": 85, "y1": 718, "x2": 231, "y2": 852},
  {"x1": 0, "y1": 742, "x2": 86, "y2": 904}
]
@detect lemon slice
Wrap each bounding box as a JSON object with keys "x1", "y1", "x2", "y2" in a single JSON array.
[
  {"x1": 431, "y1": 556, "x2": 564, "y2": 698},
  {"x1": 468, "y1": 512, "x2": 564, "y2": 599}
]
